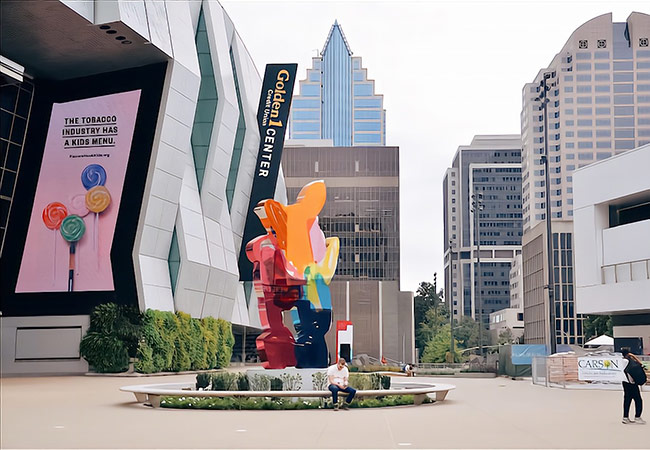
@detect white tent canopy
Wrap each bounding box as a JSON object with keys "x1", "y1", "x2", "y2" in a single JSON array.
[{"x1": 584, "y1": 335, "x2": 614, "y2": 346}]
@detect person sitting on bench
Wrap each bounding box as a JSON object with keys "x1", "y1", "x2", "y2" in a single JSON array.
[{"x1": 327, "y1": 358, "x2": 356, "y2": 410}]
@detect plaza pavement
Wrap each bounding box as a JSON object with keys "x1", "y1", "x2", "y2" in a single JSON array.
[{"x1": 1, "y1": 371, "x2": 648, "y2": 449}]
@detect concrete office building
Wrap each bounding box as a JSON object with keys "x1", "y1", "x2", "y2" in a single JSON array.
[
  {"x1": 574, "y1": 143, "x2": 650, "y2": 354},
  {"x1": 520, "y1": 12, "x2": 650, "y2": 347},
  {"x1": 0, "y1": 0, "x2": 283, "y2": 374},
  {"x1": 489, "y1": 254, "x2": 524, "y2": 344},
  {"x1": 282, "y1": 143, "x2": 414, "y2": 363},
  {"x1": 443, "y1": 135, "x2": 523, "y2": 327},
  {"x1": 288, "y1": 21, "x2": 386, "y2": 146}
]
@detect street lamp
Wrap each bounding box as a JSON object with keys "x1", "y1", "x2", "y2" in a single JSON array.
[
  {"x1": 471, "y1": 191, "x2": 484, "y2": 359},
  {"x1": 448, "y1": 239, "x2": 456, "y2": 362},
  {"x1": 534, "y1": 72, "x2": 557, "y2": 355}
]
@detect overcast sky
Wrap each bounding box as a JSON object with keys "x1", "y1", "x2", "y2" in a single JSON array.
[{"x1": 221, "y1": 0, "x2": 648, "y2": 293}]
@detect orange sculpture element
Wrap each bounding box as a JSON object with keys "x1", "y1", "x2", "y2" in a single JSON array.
[
  {"x1": 262, "y1": 180, "x2": 327, "y2": 273},
  {"x1": 247, "y1": 180, "x2": 339, "y2": 368}
]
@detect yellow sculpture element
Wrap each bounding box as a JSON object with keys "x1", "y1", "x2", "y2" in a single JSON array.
[
  {"x1": 262, "y1": 180, "x2": 327, "y2": 274},
  {"x1": 303, "y1": 237, "x2": 340, "y2": 309}
]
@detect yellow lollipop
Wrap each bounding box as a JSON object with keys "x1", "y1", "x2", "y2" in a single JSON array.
[
  {"x1": 85, "y1": 186, "x2": 111, "y2": 213},
  {"x1": 85, "y1": 186, "x2": 111, "y2": 269}
]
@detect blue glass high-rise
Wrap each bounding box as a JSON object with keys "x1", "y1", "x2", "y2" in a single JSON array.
[{"x1": 289, "y1": 21, "x2": 386, "y2": 146}]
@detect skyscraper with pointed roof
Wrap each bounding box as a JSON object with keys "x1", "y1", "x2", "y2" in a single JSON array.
[{"x1": 289, "y1": 21, "x2": 386, "y2": 146}]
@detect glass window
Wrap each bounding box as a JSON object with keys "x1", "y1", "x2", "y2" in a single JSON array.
[
  {"x1": 565, "y1": 120, "x2": 574, "y2": 126},
  {"x1": 354, "y1": 121, "x2": 381, "y2": 131},
  {"x1": 638, "y1": 50, "x2": 650, "y2": 58},
  {"x1": 615, "y1": 129, "x2": 634, "y2": 138},
  {"x1": 353, "y1": 71, "x2": 364, "y2": 81},
  {"x1": 614, "y1": 84, "x2": 633, "y2": 94},
  {"x1": 639, "y1": 118, "x2": 650, "y2": 125},
  {"x1": 354, "y1": 83, "x2": 373, "y2": 96},
  {"x1": 293, "y1": 132, "x2": 320, "y2": 139},
  {"x1": 293, "y1": 110, "x2": 320, "y2": 120},
  {"x1": 293, "y1": 122, "x2": 319, "y2": 132},
  {"x1": 576, "y1": 85, "x2": 591, "y2": 93},
  {"x1": 614, "y1": 106, "x2": 634, "y2": 115},
  {"x1": 595, "y1": 107, "x2": 610, "y2": 115},
  {"x1": 565, "y1": 131, "x2": 574, "y2": 137},
  {"x1": 638, "y1": 73, "x2": 650, "y2": 81},
  {"x1": 565, "y1": 97, "x2": 574, "y2": 104},
  {"x1": 578, "y1": 142, "x2": 593, "y2": 149},
  {"x1": 614, "y1": 61, "x2": 633, "y2": 70},
  {"x1": 615, "y1": 140, "x2": 635, "y2": 150},
  {"x1": 577, "y1": 130, "x2": 592, "y2": 138},
  {"x1": 638, "y1": 84, "x2": 650, "y2": 92},
  {"x1": 637, "y1": 62, "x2": 650, "y2": 69},
  {"x1": 594, "y1": 73, "x2": 610, "y2": 81},
  {"x1": 594, "y1": 51, "x2": 609, "y2": 59},
  {"x1": 354, "y1": 98, "x2": 382, "y2": 108},
  {"x1": 596, "y1": 118, "x2": 611, "y2": 126},
  {"x1": 638, "y1": 107, "x2": 650, "y2": 114},
  {"x1": 595, "y1": 96, "x2": 610, "y2": 104},
  {"x1": 576, "y1": 74, "x2": 591, "y2": 82},
  {"x1": 613, "y1": 72, "x2": 634, "y2": 82},
  {"x1": 614, "y1": 95, "x2": 634, "y2": 105},
  {"x1": 614, "y1": 117, "x2": 634, "y2": 127},
  {"x1": 575, "y1": 52, "x2": 591, "y2": 60},
  {"x1": 577, "y1": 107, "x2": 592, "y2": 115},
  {"x1": 564, "y1": 86, "x2": 574, "y2": 93},
  {"x1": 639, "y1": 96, "x2": 650, "y2": 103},
  {"x1": 355, "y1": 110, "x2": 381, "y2": 119},
  {"x1": 309, "y1": 71, "x2": 320, "y2": 82},
  {"x1": 293, "y1": 99, "x2": 320, "y2": 108},
  {"x1": 596, "y1": 129, "x2": 611, "y2": 137},
  {"x1": 577, "y1": 97, "x2": 592, "y2": 104},
  {"x1": 577, "y1": 119, "x2": 592, "y2": 126},
  {"x1": 354, "y1": 133, "x2": 381, "y2": 143},
  {"x1": 300, "y1": 84, "x2": 320, "y2": 96},
  {"x1": 595, "y1": 85, "x2": 610, "y2": 93},
  {"x1": 565, "y1": 143, "x2": 575, "y2": 149},
  {"x1": 576, "y1": 63, "x2": 591, "y2": 71},
  {"x1": 595, "y1": 62, "x2": 610, "y2": 71}
]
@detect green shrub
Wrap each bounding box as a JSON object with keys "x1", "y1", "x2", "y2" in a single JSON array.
[
  {"x1": 79, "y1": 303, "x2": 142, "y2": 373},
  {"x1": 381, "y1": 375, "x2": 391, "y2": 390},
  {"x1": 82, "y1": 303, "x2": 235, "y2": 374},
  {"x1": 159, "y1": 395, "x2": 430, "y2": 410},
  {"x1": 311, "y1": 371, "x2": 328, "y2": 390},
  {"x1": 270, "y1": 377, "x2": 283, "y2": 391},
  {"x1": 196, "y1": 373, "x2": 211, "y2": 390},
  {"x1": 211, "y1": 372, "x2": 238, "y2": 391},
  {"x1": 348, "y1": 373, "x2": 382, "y2": 390},
  {"x1": 237, "y1": 373, "x2": 250, "y2": 391},
  {"x1": 249, "y1": 374, "x2": 271, "y2": 391}
]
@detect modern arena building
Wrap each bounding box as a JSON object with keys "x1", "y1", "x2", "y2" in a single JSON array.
[{"x1": 0, "y1": 0, "x2": 286, "y2": 374}]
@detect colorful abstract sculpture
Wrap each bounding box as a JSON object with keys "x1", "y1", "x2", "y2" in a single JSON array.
[{"x1": 246, "y1": 180, "x2": 339, "y2": 369}]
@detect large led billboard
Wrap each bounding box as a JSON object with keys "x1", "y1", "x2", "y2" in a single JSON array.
[{"x1": 16, "y1": 91, "x2": 141, "y2": 292}]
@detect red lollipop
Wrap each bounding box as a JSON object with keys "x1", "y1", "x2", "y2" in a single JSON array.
[{"x1": 42, "y1": 202, "x2": 68, "y2": 230}]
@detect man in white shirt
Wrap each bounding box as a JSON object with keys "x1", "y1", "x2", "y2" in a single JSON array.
[{"x1": 327, "y1": 357, "x2": 356, "y2": 410}]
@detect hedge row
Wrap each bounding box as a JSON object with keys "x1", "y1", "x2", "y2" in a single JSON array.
[
  {"x1": 79, "y1": 303, "x2": 234, "y2": 374},
  {"x1": 195, "y1": 372, "x2": 391, "y2": 391}
]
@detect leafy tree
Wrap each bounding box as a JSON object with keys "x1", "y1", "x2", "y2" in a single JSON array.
[
  {"x1": 416, "y1": 307, "x2": 448, "y2": 354},
  {"x1": 414, "y1": 281, "x2": 445, "y2": 354},
  {"x1": 454, "y1": 315, "x2": 479, "y2": 349},
  {"x1": 498, "y1": 327, "x2": 516, "y2": 345},
  {"x1": 583, "y1": 315, "x2": 612, "y2": 341},
  {"x1": 421, "y1": 324, "x2": 461, "y2": 363}
]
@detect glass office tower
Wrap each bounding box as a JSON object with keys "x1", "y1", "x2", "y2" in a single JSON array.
[{"x1": 289, "y1": 21, "x2": 386, "y2": 146}]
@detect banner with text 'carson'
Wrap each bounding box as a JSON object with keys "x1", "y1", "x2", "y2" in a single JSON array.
[{"x1": 238, "y1": 64, "x2": 297, "y2": 281}]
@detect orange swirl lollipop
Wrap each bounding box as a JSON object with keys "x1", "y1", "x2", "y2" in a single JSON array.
[
  {"x1": 42, "y1": 202, "x2": 68, "y2": 230},
  {"x1": 85, "y1": 186, "x2": 111, "y2": 213}
]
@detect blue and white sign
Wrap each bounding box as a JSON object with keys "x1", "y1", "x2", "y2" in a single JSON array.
[{"x1": 577, "y1": 356, "x2": 629, "y2": 382}]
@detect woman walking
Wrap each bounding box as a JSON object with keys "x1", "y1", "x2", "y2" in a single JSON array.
[{"x1": 621, "y1": 348, "x2": 646, "y2": 424}]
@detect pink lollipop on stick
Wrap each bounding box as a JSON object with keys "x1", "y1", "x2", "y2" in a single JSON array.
[{"x1": 42, "y1": 202, "x2": 68, "y2": 286}]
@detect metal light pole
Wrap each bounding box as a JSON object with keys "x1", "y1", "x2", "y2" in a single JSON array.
[
  {"x1": 536, "y1": 73, "x2": 557, "y2": 355},
  {"x1": 471, "y1": 191, "x2": 484, "y2": 359},
  {"x1": 448, "y1": 239, "x2": 456, "y2": 362}
]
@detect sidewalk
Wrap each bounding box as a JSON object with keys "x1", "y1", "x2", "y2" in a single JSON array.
[{"x1": 1, "y1": 374, "x2": 648, "y2": 449}]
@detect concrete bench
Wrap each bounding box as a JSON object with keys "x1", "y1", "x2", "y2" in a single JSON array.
[{"x1": 120, "y1": 381, "x2": 455, "y2": 408}]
